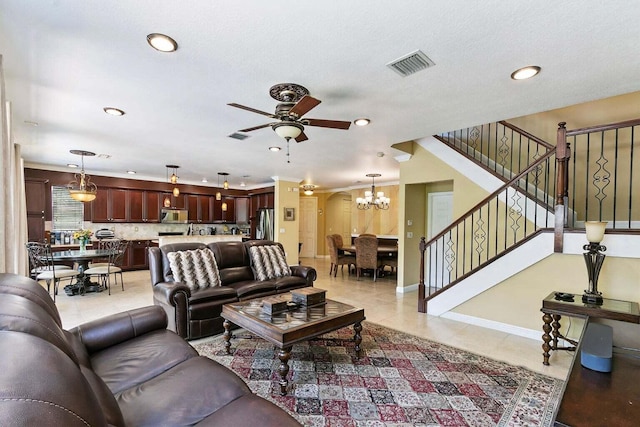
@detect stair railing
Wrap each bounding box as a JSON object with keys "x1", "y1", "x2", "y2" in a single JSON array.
[{"x1": 418, "y1": 149, "x2": 556, "y2": 312}]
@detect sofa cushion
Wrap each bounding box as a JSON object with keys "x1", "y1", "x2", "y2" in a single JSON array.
[
  {"x1": 249, "y1": 245, "x2": 291, "y2": 281},
  {"x1": 115, "y1": 356, "x2": 252, "y2": 426},
  {"x1": 168, "y1": 248, "x2": 221, "y2": 291}
]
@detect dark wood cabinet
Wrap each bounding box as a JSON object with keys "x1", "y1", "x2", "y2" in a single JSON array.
[
  {"x1": 91, "y1": 188, "x2": 128, "y2": 222},
  {"x1": 122, "y1": 239, "x2": 152, "y2": 270},
  {"x1": 129, "y1": 190, "x2": 144, "y2": 221},
  {"x1": 187, "y1": 195, "x2": 213, "y2": 223},
  {"x1": 144, "y1": 191, "x2": 161, "y2": 222},
  {"x1": 26, "y1": 179, "x2": 47, "y2": 242},
  {"x1": 213, "y1": 197, "x2": 236, "y2": 223}
]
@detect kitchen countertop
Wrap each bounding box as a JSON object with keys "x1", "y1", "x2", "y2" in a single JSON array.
[{"x1": 157, "y1": 234, "x2": 245, "y2": 246}]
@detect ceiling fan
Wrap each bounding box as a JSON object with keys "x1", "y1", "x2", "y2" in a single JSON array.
[{"x1": 228, "y1": 83, "x2": 351, "y2": 145}]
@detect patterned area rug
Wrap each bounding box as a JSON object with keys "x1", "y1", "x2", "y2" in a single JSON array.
[{"x1": 193, "y1": 322, "x2": 563, "y2": 426}]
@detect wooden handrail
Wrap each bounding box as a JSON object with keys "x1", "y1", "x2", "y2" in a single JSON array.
[
  {"x1": 499, "y1": 120, "x2": 555, "y2": 150},
  {"x1": 566, "y1": 118, "x2": 640, "y2": 136}
]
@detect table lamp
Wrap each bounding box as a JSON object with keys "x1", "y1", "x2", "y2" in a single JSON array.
[{"x1": 582, "y1": 221, "x2": 607, "y2": 305}]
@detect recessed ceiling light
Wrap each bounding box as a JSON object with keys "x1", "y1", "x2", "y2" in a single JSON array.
[
  {"x1": 147, "y1": 33, "x2": 178, "y2": 52},
  {"x1": 103, "y1": 107, "x2": 125, "y2": 116},
  {"x1": 354, "y1": 118, "x2": 370, "y2": 126},
  {"x1": 510, "y1": 66, "x2": 541, "y2": 80},
  {"x1": 201, "y1": 178, "x2": 208, "y2": 183},
  {"x1": 67, "y1": 163, "x2": 78, "y2": 168},
  {"x1": 240, "y1": 182, "x2": 246, "y2": 187},
  {"x1": 269, "y1": 146, "x2": 281, "y2": 152},
  {"x1": 127, "y1": 170, "x2": 136, "y2": 174}
]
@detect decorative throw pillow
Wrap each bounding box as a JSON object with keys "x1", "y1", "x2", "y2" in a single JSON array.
[
  {"x1": 249, "y1": 245, "x2": 291, "y2": 281},
  {"x1": 167, "y1": 248, "x2": 221, "y2": 291}
]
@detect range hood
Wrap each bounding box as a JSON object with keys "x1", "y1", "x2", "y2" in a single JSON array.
[{"x1": 161, "y1": 208, "x2": 188, "y2": 224}]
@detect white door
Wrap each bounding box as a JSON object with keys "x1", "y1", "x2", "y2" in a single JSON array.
[
  {"x1": 427, "y1": 192, "x2": 453, "y2": 287},
  {"x1": 299, "y1": 197, "x2": 317, "y2": 258}
]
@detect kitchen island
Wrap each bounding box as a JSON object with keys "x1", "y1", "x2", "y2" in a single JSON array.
[{"x1": 157, "y1": 234, "x2": 245, "y2": 247}]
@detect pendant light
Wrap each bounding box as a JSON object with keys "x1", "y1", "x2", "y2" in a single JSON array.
[
  {"x1": 67, "y1": 150, "x2": 97, "y2": 202},
  {"x1": 356, "y1": 173, "x2": 390, "y2": 210},
  {"x1": 217, "y1": 172, "x2": 229, "y2": 208},
  {"x1": 166, "y1": 164, "x2": 180, "y2": 198}
]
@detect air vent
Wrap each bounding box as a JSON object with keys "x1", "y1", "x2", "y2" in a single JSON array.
[
  {"x1": 386, "y1": 50, "x2": 435, "y2": 77},
  {"x1": 228, "y1": 132, "x2": 250, "y2": 140}
]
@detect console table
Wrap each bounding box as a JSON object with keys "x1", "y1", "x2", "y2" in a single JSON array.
[{"x1": 541, "y1": 292, "x2": 640, "y2": 365}]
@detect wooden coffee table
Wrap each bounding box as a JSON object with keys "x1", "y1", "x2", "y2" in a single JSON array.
[{"x1": 221, "y1": 294, "x2": 365, "y2": 395}]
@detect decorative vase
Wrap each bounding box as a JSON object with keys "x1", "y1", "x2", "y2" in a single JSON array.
[{"x1": 79, "y1": 238, "x2": 87, "y2": 252}]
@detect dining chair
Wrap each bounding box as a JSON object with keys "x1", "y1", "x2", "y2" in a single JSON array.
[
  {"x1": 25, "y1": 242, "x2": 79, "y2": 302},
  {"x1": 326, "y1": 235, "x2": 355, "y2": 277},
  {"x1": 354, "y1": 235, "x2": 382, "y2": 281},
  {"x1": 85, "y1": 239, "x2": 129, "y2": 294},
  {"x1": 332, "y1": 234, "x2": 346, "y2": 255}
]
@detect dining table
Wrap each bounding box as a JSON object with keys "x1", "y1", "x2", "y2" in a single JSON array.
[
  {"x1": 341, "y1": 244, "x2": 398, "y2": 277},
  {"x1": 51, "y1": 249, "x2": 113, "y2": 296}
]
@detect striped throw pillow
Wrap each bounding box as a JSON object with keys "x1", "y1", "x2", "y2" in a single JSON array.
[
  {"x1": 249, "y1": 245, "x2": 291, "y2": 281},
  {"x1": 167, "y1": 248, "x2": 221, "y2": 291}
]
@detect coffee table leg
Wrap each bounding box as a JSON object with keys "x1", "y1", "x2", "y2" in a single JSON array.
[
  {"x1": 223, "y1": 320, "x2": 232, "y2": 355},
  {"x1": 353, "y1": 322, "x2": 362, "y2": 358},
  {"x1": 542, "y1": 312, "x2": 552, "y2": 365},
  {"x1": 277, "y1": 347, "x2": 292, "y2": 396}
]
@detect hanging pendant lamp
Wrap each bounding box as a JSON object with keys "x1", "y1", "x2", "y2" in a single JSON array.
[
  {"x1": 67, "y1": 150, "x2": 97, "y2": 202},
  {"x1": 166, "y1": 164, "x2": 180, "y2": 197}
]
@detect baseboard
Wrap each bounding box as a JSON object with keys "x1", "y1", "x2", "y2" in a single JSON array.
[
  {"x1": 440, "y1": 311, "x2": 541, "y2": 341},
  {"x1": 396, "y1": 283, "x2": 418, "y2": 294}
]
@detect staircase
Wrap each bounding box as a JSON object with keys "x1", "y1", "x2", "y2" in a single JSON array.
[{"x1": 417, "y1": 119, "x2": 640, "y2": 316}]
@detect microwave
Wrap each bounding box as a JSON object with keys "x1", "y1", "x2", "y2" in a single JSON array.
[{"x1": 161, "y1": 208, "x2": 189, "y2": 224}]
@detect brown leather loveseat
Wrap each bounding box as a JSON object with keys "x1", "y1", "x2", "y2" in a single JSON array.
[
  {"x1": 0, "y1": 273, "x2": 300, "y2": 426},
  {"x1": 149, "y1": 240, "x2": 317, "y2": 340}
]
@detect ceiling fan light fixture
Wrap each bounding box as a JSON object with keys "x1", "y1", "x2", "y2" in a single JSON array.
[
  {"x1": 354, "y1": 118, "x2": 370, "y2": 126},
  {"x1": 511, "y1": 65, "x2": 541, "y2": 80},
  {"x1": 273, "y1": 122, "x2": 303, "y2": 140},
  {"x1": 146, "y1": 33, "x2": 178, "y2": 52}
]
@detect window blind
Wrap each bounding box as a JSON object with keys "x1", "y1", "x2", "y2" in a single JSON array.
[{"x1": 52, "y1": 186, "x2": 84, "y2": 230}]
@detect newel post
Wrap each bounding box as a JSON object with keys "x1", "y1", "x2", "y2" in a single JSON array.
[
  {"x1": 554, "y1": 122, "x2": 569, "y2": 253},
  {"x1": 418, "y1": 237, "x2": 427, "y2": 313}
]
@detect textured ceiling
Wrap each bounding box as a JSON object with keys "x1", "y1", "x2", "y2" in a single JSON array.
[{"x1": 2, "y1": 0, "x2": 640, "y2": 191}]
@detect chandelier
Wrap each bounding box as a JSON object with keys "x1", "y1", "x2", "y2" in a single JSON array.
[
  {"x1": 356, "y1": 173, "x2": 390, "y2": 210},
  {"x1": 166, "y1": 165, "x2": 180, "y2": 197},
  {"x1": 67, "y1": 150, "x2": 97, "y2": 202}
]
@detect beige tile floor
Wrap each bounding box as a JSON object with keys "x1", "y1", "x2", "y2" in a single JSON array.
[{"x1": 53, "y1": 256, "x2": 572, "y2": 380}]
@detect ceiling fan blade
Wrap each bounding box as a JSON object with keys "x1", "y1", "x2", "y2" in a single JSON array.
[
  {"x1": 288, "y1": 95, "x2": 321, "y2": 118},
  {"x1": 238, "y1": 123, "x2": 274, "y2": 132},
  {"x1": 228, "y1": 103, "x2": 277, "y2": 118},
  {"x1": 295, "y1": 132, "x2": 308, "y2": 143},
  {"x1": 305, "y1": 118, "x2": 352, "y2": 130}
]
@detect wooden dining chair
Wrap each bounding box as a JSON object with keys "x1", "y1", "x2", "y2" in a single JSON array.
[
  {"x1": 354, "y1": 235, "x2": 382, "y2": 281},
  {"x1": 25, "y1": 242, "x2": 79, "y2": 302},
  {"x1": 326, "y1": 235, "x2": 355, "y2": 277}
]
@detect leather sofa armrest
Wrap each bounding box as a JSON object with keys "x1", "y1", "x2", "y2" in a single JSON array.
[
  {"x1": 153, "y1": 281, "x2": 191, "y2": 305},
  {"x1": 290, "y1": 265, "x2": 317, "y2": 283},
  {"x1": 70, "y1": 306, "x2": 168, "y2": 354}
]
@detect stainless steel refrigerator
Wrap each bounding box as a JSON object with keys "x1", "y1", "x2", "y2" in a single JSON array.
[{"x1": 256, "y1": 208, "x2": 274, "y2": 241}]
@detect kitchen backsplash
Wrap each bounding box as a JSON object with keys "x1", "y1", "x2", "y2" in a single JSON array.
[{"x1": 45, "y1": 222, "x2": 243, "y2": 240}]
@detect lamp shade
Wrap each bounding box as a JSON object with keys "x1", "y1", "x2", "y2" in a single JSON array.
[
  {"x1": 585, "y1": 221, "x2": 607, "y2": 243},
  {"x1": 273, "y1": 122, "x2": 303, "y2": 139}
]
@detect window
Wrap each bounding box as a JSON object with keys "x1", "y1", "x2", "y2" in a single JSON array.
[{"x1": 52, "y1": 186, "x2": 84, "y2": 230}]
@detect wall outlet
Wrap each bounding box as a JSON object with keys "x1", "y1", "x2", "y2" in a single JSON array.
[
  {"x1": 280, "y1": 228, "x2": 285, "y2": 233},
  {"x1": 134, "y1": 226, "x2": 139, "y2": 232},
  {"x1": 407, "y1": 219, "x2": 413, "y2": 226},
  {"x1": 353, "y1": 228, "x2": 357, "y2": 233},
  {"x1": 407, "y1": 231, "x2": 413, "y2": 238}
]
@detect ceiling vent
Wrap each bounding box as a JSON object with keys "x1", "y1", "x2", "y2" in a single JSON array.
[
  {"x1": 228, "y1": 132, "x2": 250, "y2": 140},
  {"x1": 386, "y1": 50, "x2": 435, "y2": 77}
]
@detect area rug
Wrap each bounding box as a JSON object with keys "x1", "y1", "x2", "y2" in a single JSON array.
[{"x1": 193, "y1": 322, "x2": 563, "y2": 427}]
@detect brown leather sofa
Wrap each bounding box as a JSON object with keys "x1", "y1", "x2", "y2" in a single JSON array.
[
  {"x1": 0, "y1": 273, "x2": 301, "y2": 426},
  {"x1": 149, "y1": 240, "x2": 317, "y2": 340}
]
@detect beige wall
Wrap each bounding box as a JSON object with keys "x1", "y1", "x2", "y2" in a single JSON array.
[
  {"x1": 274, "y1": 180, "x2": 300, "y2": 265},
  {"x1": 452, "y1": 253, "x2": 640, "y2": 336},
  {"x1": 349, "y1": 184, "x2": 399, "y2": 236}
]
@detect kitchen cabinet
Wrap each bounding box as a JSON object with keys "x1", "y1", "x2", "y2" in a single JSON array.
[
  {"x1": 187, "y1": 195, "x2": 213, "y2": 223},
  {"x1": 91, "y1": 188, "x2": 127, "y2": 222},
  {"x1": 122, "y1": 239, "x2": 153, "y2": 270},
  {"x1": 129, "y1": 190, "x2": 161, "y2": 223},
  {"x1": 213, "y1": 197, "x2": 236, "y2": 223}
]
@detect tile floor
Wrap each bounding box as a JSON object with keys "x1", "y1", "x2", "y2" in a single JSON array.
[{"x1": 53, "y1": 256, "x2": 572, "y2": 380}]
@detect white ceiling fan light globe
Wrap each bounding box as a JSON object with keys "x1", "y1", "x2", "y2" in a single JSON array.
[{"x1": 273, "y1": 122, "x2": 303, "y2": 140}]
